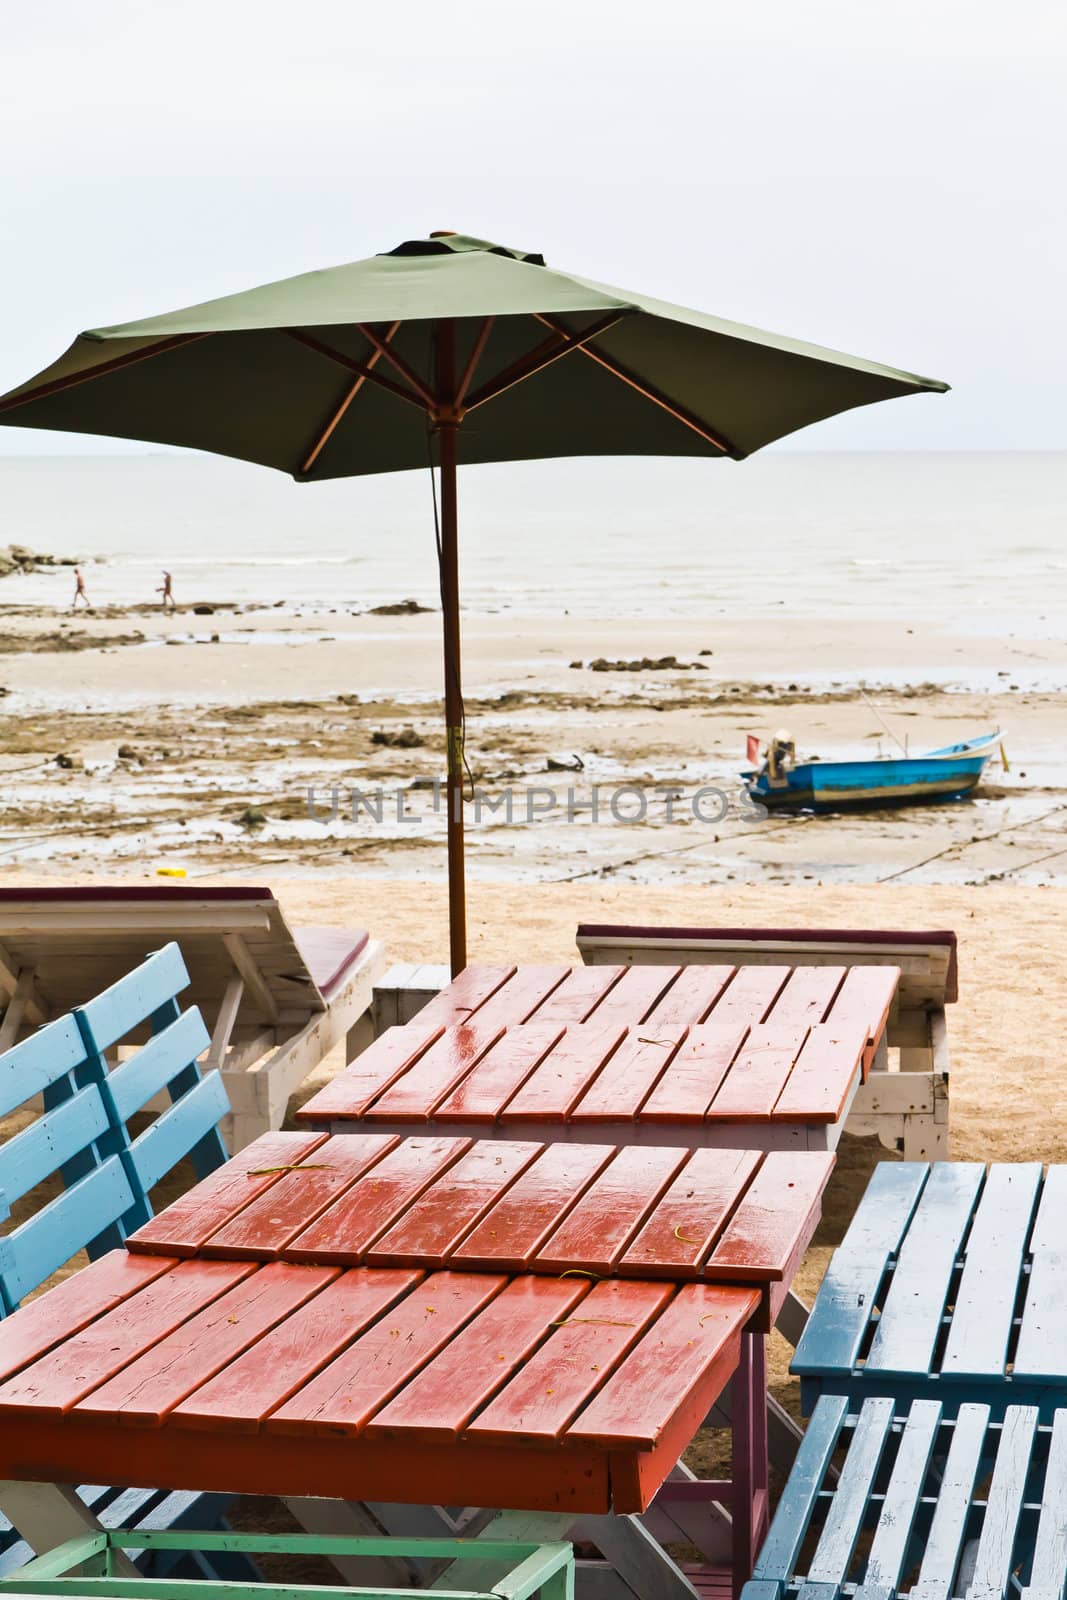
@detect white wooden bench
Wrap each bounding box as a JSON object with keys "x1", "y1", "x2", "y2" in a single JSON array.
[{"x1": 0, "y1": 887, "x2": 386, "y2": 1151}]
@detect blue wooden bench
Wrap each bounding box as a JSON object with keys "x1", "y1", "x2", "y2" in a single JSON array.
[
  {"x1": 793, "y1": 1160, "x2": 1067, "y2": 1419},
  {"x1": 742, "y1": 1392, "x2": 1067, "y2": 1600},
  {"x1": 0, "y1": 942, "x2": 251, "y2": 1579}
]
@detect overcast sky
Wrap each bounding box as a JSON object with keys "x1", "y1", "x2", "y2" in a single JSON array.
[{"x1": 1, "y1": 0, "x2": 1064, "y2": 453}]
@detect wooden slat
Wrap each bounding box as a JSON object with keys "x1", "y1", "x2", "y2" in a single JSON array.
[
  {"x1": 1029, "y1": 1409, "x2": 1067, "y2": 1592},
  {"x1": 171, "y1": 1267, "x2": 421, "y2": 1431},
  {"x1": 0, "y1": 1014, "x2": 84, "y2": 1119},
  {"x1": 361, "y1": 1024, "x2": 505, "y2": 1120},
  {"x1": 281, "y1": 1136, "x2": 470, "y2": 1264},
  {"x1": 413, "y1": 966, "x2": 516, "y2": 1027},
  {"x1": 566, "y1": 1283, "x2": 758, "y2": 1450},
  {"x1": 1012, "y1": 1252, "x2": 1067, "y2": 1381},
  {"x1": 295, "y1": 1023, "x2": 443, "y2": 1122},
  {"x1": 569, "y1": 1026, "x2": 686, "y2": 1122},
  {"x1": 449, "y1": 1143, "x2": 615, "y2": 1271},
  {"x1": 941, "y1": 1164, "x2": 1041, "y2": 1379},
  {"x1": 127, "y1": 1131, "x2": 330, "y2": 1256},
  {"x1": 1025, "y1": 1162, "x2": 1067, "y2": 1255},
  {"x1": 0, "y1": 1252, "x2": 178, "y2": 1384},
  {"x1": 770, "y1": 1023, "x2": 865, "y2": 1124},
  {"x1": 533, "y1": 1146, "x2": 690, "y2": 1274},
  {"x1": 526, "y1": 966, "x2": 625, "y2": 1023},
  {"x1": 704, "y1": 1024, "x2": 808, "y2": 1121},
  {"x1": 72, "y1": 1263, "x2": 337, "y2": 1425},
  {"x1": 913, "y1": 1402, "x2": 989, "y2": 1593},
  {"x1": 861, "y1": 1398, "x2": 942, "y2": 1595},
  {"x1": 498, "y1": 1024, "x2": 627, "y2": 1122},
  {"x1": 765, "y1": 966, "x2": 845, "y2": 1025},
  {"x1": 432, "y1": 1023, "x2": 566, "y2": 1121},
  {"x1": 579, "y1": 965, "x2": 681, "y2": 1025},
  {"x1": 642, "y1": 965, "x2": 735, "y2": 1025},
  {"x1": 805, "y1": 1397, "x2": 895, "y2": 1584},
  {"x1": 460, "y1": 965, "x2": 570, "y2": 1030},
  {"x1": 364, "y1": 1276, "x2": 588, "y2": 1443},
  {"x1": 792, "y1": 1162, "x2": 928, "y2": 1377},
  {"x1": 966, "y1": 1405, "x2": 1039, "y2": 1597},
  {"x1": 864, "y1": 1163, "x2": 985, "y2": 1379},
  {"x1": 364, "y1": 1140, "x2": 543, "y2": 1267},
  {"x1": 617, "y1": 1148, "x2": 762, "y2": 1279},
  {"x1": 200, "y1": 1135, "x2": 400, "y2": 1258},
  {"x1": 708, "y1": 1152, "x2": 834, "y2": 1283},
  {"x1": 752, "y1": 1393, "x2": 850, "y2": 1582},
  {"x1": 0, "y1": 1261, "x2": 254, "y2": 1414},
  {"x1": 705, "y1": 966, "x2": 790, "y2": 1027},
  {"x1": 639, "y1": 1024, "x2": 750, "y2": 1123},
  {"x1": 466, "y1": 1280, "x2": 673, "y2": 1444},
  {"x1": 828, "y1": 965, "x2": 900, "y2": 1077},
  {"x1": 269, "y1": 1271, "x2": 510, "y2": 1436}
]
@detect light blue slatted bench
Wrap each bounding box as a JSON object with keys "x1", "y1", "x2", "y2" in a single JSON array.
[
  {"x1": 0, "y1": 942, "x2": 252, "y2": 1581},
  {"x1": 793, "y1": 1161, "x2": 1067, "y2": 1420},
  {"x1": 742, "y1": 1393, "x2": 1067, "y2": 1600}
]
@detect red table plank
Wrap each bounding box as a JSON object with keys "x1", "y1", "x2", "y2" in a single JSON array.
[
  {"x1": 570, "y1": 1026, "x2": 686, "y2": 1122},
  {"x1": 451, "y1": 1143, "x2": 615, "y2": 1271},
  {"x1": 127, "y1": 1131, "x2": 329, "y2": 1255},
  {"x1": 268, "y1": 1271, "x2": 507, "y2": 1436},
  {"x1": 201, "y1": 1134, "x2": 399, "y2": 1258},
  {"x1": 282, "y1": 1136, "x2": 470, "y2": 1264},
  {"x1": 704, "y1": 1024, "x2": 808, "y2": 1122},
  {"x1": 618, "y1": 1148, "x2": 763, "y2": 1278},
  {"x1": 526, "y1": 966, "x2": 625, "y2": 1022},
  {"x1": 643, "y1": 965, "x2": 735, "y2": 1025},
  {"x1": 413, "y1": 966, "x2": 516, "y2": 1027},
  {"x1": 707, "y1": 966, "x2": 790, "y2": 1027},
  {"x1": 73, "y1": 1263, "x2": 336, "y2": 1426},
  {"x1": 764, "y1": 966, "x2": 845, "y2": 1024},
  {"x1": 638, "y1": 1024, "x2": 750, "y2": 1123},
  {"x1": 364, "y1": 1275, "x2": 588, "y2": 1444},
  {"x1": 432, "y1": 1022, "x2": 566, "y2": 1121},
  {"x1": 827, "y1": 965, "x2": 900, "y2": 1077},
  {"x1": 771, "y1": 1024, "x2": 863, "y2": 1123},
  {"x1": 466, "y1": 1279, "x2": 673, "y2": 1445},
  {"x1": 293, "y1": 1025, "x2": 443, "y2": 1123},
  {"x1": 461, "y1": 966, "x2": 571, "y2": 1030},
  {"x1": 567, "y1": 1283, "x2": 759, "y2": 1450},
  {"x1": 707, "y1": 1151, "x2": 834, "y2": 1285},
  {"x1": 364, "y1": 1140, "x2": 542, "y2": 1267},
  {"x1": 499, "y1": 1023, "x2": 626, "y2": 1122},
  {"x1": 580, "y1": 964, "x2": 681, "y2": 1025},
  {"x1": 362, "y1": 1024, "x2": 505, "y2": 1121},
  {"x1": 172, "y1": 1268, "x2": 420, "y2": 1431},
  {"x1": 0, "y1": 1260, "x2": 254, "y2": 1416},
  {"x1": 0, "y1": 1253, "x2": 177, "y2": 1384},
  {"x1": 533, "y1": 1146, "x2": 690, "y2": 1274}
]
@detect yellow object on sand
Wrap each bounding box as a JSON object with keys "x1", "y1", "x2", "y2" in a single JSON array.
[
  {"x1": 1000, "y1": 742, "x2": 1010, "y2": 771},
  {"x1": 156, "y1": 867, "x2": 187, "y2": 878}
]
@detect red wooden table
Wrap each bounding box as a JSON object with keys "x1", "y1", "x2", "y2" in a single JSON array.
[
  {"x1": 0, "y1": 1131, "x2": 833, "y2": 1600},
  {"x1": 299, "y1": 962, "x2": 899, "y2": 1152}
]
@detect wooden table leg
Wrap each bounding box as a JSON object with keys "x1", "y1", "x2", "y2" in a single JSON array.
[
  {"x1": 730, "y1": 1332, "x2": 770, "y2": 1597},
  {"x1": 0, "y1": 1482, "x2": 138, "y2": 1576}
]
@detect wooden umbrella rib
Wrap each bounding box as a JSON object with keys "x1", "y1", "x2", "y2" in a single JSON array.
[
  {"x1": 454, "y1": 316, "x2": 495, "y2": 408},
  {"x1": 297, "y1": 320, "x2": 402, "y2": 477},
  {"x1": 354, "y1": 324, "x2": 436, "y2": 407},
  {"x1": 0, "y1": 332, "x2": 211, "y2": 415},
  {"x1": 285, "y1": 329, "x2": 427, "y2": 411},
  {"x1": 464, "y1": 311, "x2": 628, "y2": 413},
  {"x1": 533, "y1": 314, "x2": 736, "y2": 456}
]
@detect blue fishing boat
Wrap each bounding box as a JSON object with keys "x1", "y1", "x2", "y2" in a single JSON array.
[{"x1": 743, "y1": 729, "x2": 1002, "y2": 812}]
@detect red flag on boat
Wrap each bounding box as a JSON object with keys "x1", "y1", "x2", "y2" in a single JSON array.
[{"x1": 746, "y1": 734, "x2": 761, "y2": 765}]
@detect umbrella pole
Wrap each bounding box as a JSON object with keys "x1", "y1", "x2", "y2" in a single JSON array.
[{"x1": 434, "y1": 321, "x2": 467, "y2": 976}]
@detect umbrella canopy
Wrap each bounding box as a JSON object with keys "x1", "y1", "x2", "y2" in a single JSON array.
[{"x1": 0, "y1": 231, "x2": 949, "y2": 970}]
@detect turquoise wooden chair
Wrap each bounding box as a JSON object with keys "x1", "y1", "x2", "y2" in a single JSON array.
[
  {"x1": 0, "y1": 944, "x2": 250, "y2": 1580},
  {"x1": 742, "y1": 1393, "x2": 1067, "y2": 1600}
]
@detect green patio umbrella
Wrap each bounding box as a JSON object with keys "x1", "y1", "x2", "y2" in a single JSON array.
[{"x1": 0, "y1": 231, "x2": 948, "y2": 973}]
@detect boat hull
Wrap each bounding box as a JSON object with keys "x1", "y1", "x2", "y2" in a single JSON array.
[{"x1": 746, "y1": 753, "x2": 992, "y2": 813}]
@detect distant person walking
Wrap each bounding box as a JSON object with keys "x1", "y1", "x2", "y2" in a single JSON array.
[
  {"x1": 157, "y1": 570, "x2": 176, "y2": 611},
  {"x1": 71, "y1": 568, "x2": 90, "y2": 609}
]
